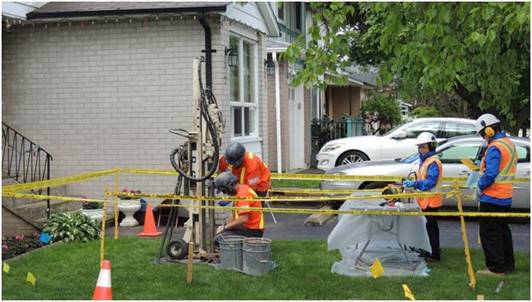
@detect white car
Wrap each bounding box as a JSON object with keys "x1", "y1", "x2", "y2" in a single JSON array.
[
  {"x1": 316, "y1": 117, "x2": 477, "y2": 171},
  {"x1": 320, "y1": 135, "x2": 531, "y2": 209}
]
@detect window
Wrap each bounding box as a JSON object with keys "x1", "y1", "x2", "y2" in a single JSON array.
[
  {"x1": 439, "y1": 143, "x2": 481, "y2": 164},
  {"x1": 405, "y1": 121, "x2": 441, "y2": 139},
  {"x1": 515, "y1": 143, "x2": 530, "y2": 163},
  {"x1": 442, "y1": 122, "x2": 476, "y2": 138},
  {"x1": 295, "y1": 2, "x2": 302, "y2": 32},
  {"x1": 277, "y1": 2, "x2": 284, "y2": 22},
  {"x1": 230, "y1": 35, "x2": 258, "y2": 137}
]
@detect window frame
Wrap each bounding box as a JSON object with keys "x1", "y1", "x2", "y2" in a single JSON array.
[{"x1": 229, "y1": 33, "x2": 259, "y2": 138}]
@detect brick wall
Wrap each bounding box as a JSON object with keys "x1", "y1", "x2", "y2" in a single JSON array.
[
  {"x1": 2, "y1": 208, "x2": 38, "y2": 236},
  {"x1": 2, "y1": 16, "x2": 268, "y2": 199}
]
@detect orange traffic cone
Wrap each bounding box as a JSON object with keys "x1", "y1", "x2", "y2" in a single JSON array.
[
  {"x1": 138, "y1": 202, "x2": 162, "y2": 237},
  {"x1": 92, "y1": 260, "x2": 112, "y2": 300}
]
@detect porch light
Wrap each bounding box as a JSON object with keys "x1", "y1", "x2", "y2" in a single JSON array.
[{"x1": 225, "y1": 46, "x2": 238, "y2": 68}]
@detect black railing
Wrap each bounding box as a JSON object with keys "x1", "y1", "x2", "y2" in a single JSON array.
[
  {"x1": 2, "y1": 122, "x2": 52, "y2": 218},
  {"x1": 310, "y1": 116, "x2": 366, "y2": 167}
]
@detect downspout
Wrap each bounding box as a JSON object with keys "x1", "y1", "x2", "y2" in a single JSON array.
[
  {"x1": 273, "y1": 52, "x2": 282, "y2": 173},
  {"x1": 198, "y1": 16, "x2": 212, "y2": 90}
]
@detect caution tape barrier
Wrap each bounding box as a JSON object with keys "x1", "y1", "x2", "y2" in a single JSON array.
[
  {"x1": 3, "y1": 167, "x2": 529, "y2": 193},
  {"x1": 3, "y1": 192, "x2": 530, "y2": 218}
]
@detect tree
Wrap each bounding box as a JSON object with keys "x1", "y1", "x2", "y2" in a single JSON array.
[
  {"x1": 411, "y1": 106, "x2": 440, "y2": 118},
  {"x1": 360, "y1": 93, "x2": 402, "y2": 134},
  {"x1": 286, "y1": 2, "x2": 530, "y2": 133}
]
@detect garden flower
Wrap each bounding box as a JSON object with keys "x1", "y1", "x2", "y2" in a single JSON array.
[{"x1": 15, "y1": 234, "x2": 25, "y2": 241}]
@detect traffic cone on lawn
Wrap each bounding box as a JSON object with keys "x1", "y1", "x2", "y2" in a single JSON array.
[
  {"x1": 92, "y1": 260, "x2": 112, "y2": 300},
  {"x1": 138, "y1": 202, "x2": 162, "y2": 237}
]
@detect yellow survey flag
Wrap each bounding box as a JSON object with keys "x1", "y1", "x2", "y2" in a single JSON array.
[
  {"x1": 26, "y1": 272, "x2": 36, "y2": 286},
  {"x1": 3, "y1": 262, "x2": 10, "y2": 273},
  {"x1": 370, "y1": 257, "x2": 384, "y2": 279},
  {"x1": 461, "y1": 158, "x2": 480, "y2": 171},
  {"x1": 402, "y1": 284, "x2": 415, "y2": 301}
]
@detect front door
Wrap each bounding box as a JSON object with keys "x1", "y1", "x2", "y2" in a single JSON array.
[{"x1": 289, "y1": 85, "x2": 305, "y2": 170}]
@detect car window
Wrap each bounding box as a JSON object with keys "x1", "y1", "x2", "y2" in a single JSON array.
[
  {"x1": 442, "y1": 122, "x2": 476, "y2": 138},
  {"x1": 404, "y1": 121, "x2": 441, "y2": 139},
  {"x1": 438, "y1": 143, "x2": 481, "y2": 164},
  {"x1": 399, "y1": 153, "x2": 419, "y2": 163},
  {"x1": 516, "y1": 143, "x2": 530, "y2": 163}
]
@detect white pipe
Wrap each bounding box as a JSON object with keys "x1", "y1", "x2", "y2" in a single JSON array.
[{"x1": 273, "y1": 52, "x2": 282, "y2": 173}]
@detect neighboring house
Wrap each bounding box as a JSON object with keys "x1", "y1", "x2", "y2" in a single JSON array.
[{"x1": 2, "y1": 2, "x2": 280, "y2": 231}]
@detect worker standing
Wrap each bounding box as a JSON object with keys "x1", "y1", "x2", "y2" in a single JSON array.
[
  {"x1": 403, "y1": 132, "x2": 443, "y2": 262},
  {"x1": 213, "y1": 172, "x2": 265, "y2": 245},
  {"x1": 218, "y1": 142, "x2": 271, "y2": 197},
  {"x1": 475, "y1": 114, "x2": 516, "y2": 276}
]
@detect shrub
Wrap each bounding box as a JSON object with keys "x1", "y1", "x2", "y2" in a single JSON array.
[
  {"x1": 412, "y1": 106, "x2": 440, "y2": 118},
  {"x1": 361, "y1": 93, "x2": 402, "y2": 134},
  {"x1": 42, "y1": 212, "x2": 100, "y2": 243},
  {"x1": 2, "y1": 233, "x2": 42, "y2": 260}
]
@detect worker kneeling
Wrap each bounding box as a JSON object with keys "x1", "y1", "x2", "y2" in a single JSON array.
[
  {"x1": 213, "y1": 172, "x2": 265, "y2": 246},
  {"x1": 403, "y1": 132, "x2": 443, "y2": 262}
]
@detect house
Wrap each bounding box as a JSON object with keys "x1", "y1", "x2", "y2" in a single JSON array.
[{"x1": 2, "y1": 1, "x2": 281, "y2": 232}]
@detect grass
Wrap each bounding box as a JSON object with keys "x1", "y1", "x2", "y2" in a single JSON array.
[
  {"x1": 272, "y1": 179, "x2": 321, "y2": 189},
  {"x1": 2, "y1": 238, "x2": 529, "y2": 300}
]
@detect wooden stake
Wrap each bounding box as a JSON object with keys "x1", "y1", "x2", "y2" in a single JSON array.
[{"x1": 186, "y1": 241, "x2": 194, "y2": 285}]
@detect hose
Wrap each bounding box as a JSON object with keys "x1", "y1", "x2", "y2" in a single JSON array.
[{"x1": 169, "y1": 58, "x2": 220, "y2": 183}]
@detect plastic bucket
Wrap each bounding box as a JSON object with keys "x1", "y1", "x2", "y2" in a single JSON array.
[
  {"x1": 219, "y1": 235, "x2": 244, "y2": 271},
  {"x1": 242, "y1": 237, "x2": 272, "y2": 276}
]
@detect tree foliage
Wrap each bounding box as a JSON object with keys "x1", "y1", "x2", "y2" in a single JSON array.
[
  {"x1": 285, "y1": 2, "x2": 530, "y2": 132},
  {"x1": 360, "y1": 93, "x2": 402, "y2": 134},
  {"x1": 411, "y1": 106, "x2": 441, "y2": 118}
]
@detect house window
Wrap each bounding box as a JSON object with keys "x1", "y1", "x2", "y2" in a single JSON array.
[
  {"x1": 295, "y1": 2, "x2": 302, "y2": 32},
  {"x1": 277, "y1": 3, "x2": 284, "y2": 22},
  {"x1": 230, "y1": 35, "x2": 258, "y2": 137}
]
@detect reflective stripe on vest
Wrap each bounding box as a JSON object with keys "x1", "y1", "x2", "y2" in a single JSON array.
[
  {"x1": 480, "y1": 138, "x2": 516, "y2": 200},
  {"x1": 416, "y1": 155, "x2": 443, "y2": 210}
]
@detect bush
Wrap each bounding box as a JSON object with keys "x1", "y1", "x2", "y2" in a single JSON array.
[
  {"x1": 82, "y1": 201, "x2": 102, "y2": 210},
  {"x1": 42, "y1": 212, "x2": 100, "y2": 243},
  {"x1": 2, "y1": 233, "x2": 42, "y2": 260},
  {"x1": 412, "y1": 106, "x2": 440, "y2": 118},
  {"x1": 361, "y1": 93, "x2": 402, "y2": 134}
]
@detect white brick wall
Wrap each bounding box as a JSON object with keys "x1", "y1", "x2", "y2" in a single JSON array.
[{"x1": 2, "y1": 16, "x2": 268, "y2": 199}]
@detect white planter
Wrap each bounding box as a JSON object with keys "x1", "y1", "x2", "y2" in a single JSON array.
[
  {"x1": 118, "y1": 199, "x2": 141, "y2": 227},
  {"x1": 80, "y1": 209, "x2": 104, "y2": 224}
]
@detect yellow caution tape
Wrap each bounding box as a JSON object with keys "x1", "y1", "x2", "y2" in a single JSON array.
[
  {"x1": 3, "y1": 192, "x2": 530, "y2": 218},
  {"x1": 2, "y1": 168, "x2": 120, "y2": 193},
  {"x1": 269, "y1": 188, "x2": 384, "y2": 194},
  {"x1": 107, "y1": 191, "x2": 446, "y2": 202},
  {"x1": 3, "y1": 167, "x2": 528, "y2": 193}
]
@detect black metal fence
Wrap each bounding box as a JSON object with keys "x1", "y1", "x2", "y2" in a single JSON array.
[
  {"x1": 2, "y1": 122, "x2": 53, "y2": 218},
  {"x1": 310, "y1": 116, "x2": 366, "y2": 167}
]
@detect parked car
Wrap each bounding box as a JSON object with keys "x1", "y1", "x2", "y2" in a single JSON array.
[
  {"x1": 316, "y1": 117, "x2": 477, "y2": 171},
  {"x1": 320, "y1": 135, "x2": 530, "y2": 209}
]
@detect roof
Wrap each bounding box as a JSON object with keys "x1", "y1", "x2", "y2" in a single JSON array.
[
  {"x1": 266, "y1": 39, "x2": 291, "y2": 52},
  {"x1": 27, "y1": 2, "x2": 229, "y2": 19},
  {"x1": 325, "y1": 65, "x2": 378, "y2": 88}
]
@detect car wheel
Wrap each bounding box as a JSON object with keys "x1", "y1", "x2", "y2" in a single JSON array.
[
  {"x1": 167, "y1": 239, "x2": 188, "y2": 260},
  {"x1": 336, "y1": 150, "x2": 369, "y2": 166}
]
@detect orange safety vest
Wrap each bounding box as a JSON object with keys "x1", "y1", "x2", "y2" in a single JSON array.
[
  {"x1": 480, "y1": 137, "x2": 517, "y2": 200},
  {"x1": 218, "y1": 152, "x2": 272, "y2": 193},
  {"x1": 234, "y1": 184, "x2": 265, "y2": 230},
  {"x1": 416, "y1": 155, "x2": 443, "y2": 210}
]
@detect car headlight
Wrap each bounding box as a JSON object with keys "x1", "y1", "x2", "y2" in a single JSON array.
[{"x1": 321, "y1": 143, "x2": 345, "y2": 153}]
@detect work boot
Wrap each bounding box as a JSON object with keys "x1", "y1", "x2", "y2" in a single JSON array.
[
  {"x1": 424, "y1": 257, "x2": 440, "y2": 263},
  {"x1": 477, "y1": 269, "x2": 505, "y2": 276}
]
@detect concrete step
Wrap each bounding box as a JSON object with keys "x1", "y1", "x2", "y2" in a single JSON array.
[{"x1": 10, "y1": 198, "x2": 83, "y2": 228}]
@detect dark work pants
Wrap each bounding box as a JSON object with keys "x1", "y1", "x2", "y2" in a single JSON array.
[
  {"x1": 479, "y1": 202, "x2": 515, "y2": 273},
  {"x1": 424, "y1": 207, "x2": 440, "y2": 260}
]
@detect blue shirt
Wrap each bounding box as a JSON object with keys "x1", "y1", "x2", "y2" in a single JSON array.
[
  {"x1": 414, "y1": 151, "x2": 440, "y2": 192},
  {"x1": 478, "y1": 132, "x2": 512, "y2": 206}
]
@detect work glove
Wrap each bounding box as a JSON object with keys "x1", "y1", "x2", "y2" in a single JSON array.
[
  {"x1": 403, "y1": 180, "x2": 416, "y2": 188},
  {"x1": 218, "y1": 200, "x2": 231, "y2": 206},
  {"x1": 216, "y1": 224, "x2": 225, "y2": 234}
]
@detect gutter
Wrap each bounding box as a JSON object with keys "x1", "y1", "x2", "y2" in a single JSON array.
[
  {"x1": 273, "y1": 52, "x2": 282, "y2": 173},
  {"x1": 27, "y1": 6, "x2": 228, "y2": 20},
  {"x1": 198, "y1": 16, "x2": 213, "y2": 90}
]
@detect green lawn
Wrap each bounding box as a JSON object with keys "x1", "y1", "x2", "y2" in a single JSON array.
[{"x1": 2, "y1": 238, "x2": 529, "y2": 300}]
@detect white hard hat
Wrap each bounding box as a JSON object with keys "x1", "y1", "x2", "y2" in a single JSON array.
[
  {"x1": 475, "y1": 113, "x2": 500, "y2": 134},
  {"x1": 416, "y1": 132, "x2": 437, "y2": 145}
]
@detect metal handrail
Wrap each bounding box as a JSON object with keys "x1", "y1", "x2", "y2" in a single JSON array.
[{"x1": 2, "y1": 122, "x2": 53, "y2": 218}]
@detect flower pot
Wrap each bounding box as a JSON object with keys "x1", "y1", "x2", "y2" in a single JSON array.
[{"x1": 118, "y1": 199, "x2": 141, "y2": 227}]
